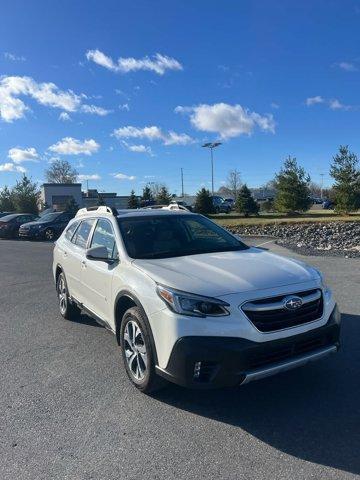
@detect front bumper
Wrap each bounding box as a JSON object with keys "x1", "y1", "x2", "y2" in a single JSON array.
[
  {"x1": 19, "y1": 229, "x2": 42, "y2": 239},
  {"x1": 156, "y1": 305, "x2": 341, "y2": 389}
]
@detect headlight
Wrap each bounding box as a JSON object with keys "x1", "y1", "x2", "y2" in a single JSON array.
[
  {"x1": 157, "y1": 285, "x2": 230, "y2": 317},
  {"x1": 314, "y1": 269, "x2": 332, "y2": 301}
]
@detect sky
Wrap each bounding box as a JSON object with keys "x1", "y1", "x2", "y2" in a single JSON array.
[{"x1": 1, "y1": 0, "x2": 360, "y2": 196}]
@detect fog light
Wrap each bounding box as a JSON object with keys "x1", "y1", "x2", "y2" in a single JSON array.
[{"x1": 193, "y1": 361, "x2": 202, "y2": 379}]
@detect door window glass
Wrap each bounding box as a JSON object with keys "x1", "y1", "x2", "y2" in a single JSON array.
[
  {"x1": 73, "y1": 219, "x2": 94, "y2": 248},
  {"x1": 90, "y1": 219, "x2": 118, "y2": 259}
]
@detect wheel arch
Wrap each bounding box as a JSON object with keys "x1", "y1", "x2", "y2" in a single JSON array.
[{"x1": 114, "y1": 290, "x2": 159, "y2": 365}]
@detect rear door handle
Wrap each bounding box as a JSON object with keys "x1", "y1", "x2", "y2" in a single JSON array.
[{"x1": 63, "y1": 251, "x2": 67, "y2": 258}]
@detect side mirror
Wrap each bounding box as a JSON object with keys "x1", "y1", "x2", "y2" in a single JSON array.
[{"x1": 86, "y1": 245, "x2": 109, "y2": 262}]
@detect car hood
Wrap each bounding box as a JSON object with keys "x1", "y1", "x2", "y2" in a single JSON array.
[
  {"x1": 133, "y1": 248, "x2": 318, "y2": 297},
  {"x1": 21, "y1": 221, "x2": 47, "y2": 227}
]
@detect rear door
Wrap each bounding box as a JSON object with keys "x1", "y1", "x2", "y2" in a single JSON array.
[
  {"x1": 63, "y1": 218, "x2": 95, "y2": 301},
  {"x1": 79, "y1": 218, "x2": 118, "y2": 322}
]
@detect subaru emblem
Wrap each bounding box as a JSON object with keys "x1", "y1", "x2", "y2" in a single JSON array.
[{"x1": 283, "y1": 296, "x2": 303, "y2": 310}]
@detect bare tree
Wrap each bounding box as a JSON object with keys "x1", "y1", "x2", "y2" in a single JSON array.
[
  {"x1": 45, "y1": 159, "x2": 78, "y2": 183},
  {"x1": 226, "y1": 169, "x2": 242, "y2": 201}
]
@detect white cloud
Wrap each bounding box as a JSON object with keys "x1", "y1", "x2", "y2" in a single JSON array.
[
  {"x1": 175, "y1": 103, "x2": 275, "y2": 139},
  {"x1": 306, "y1": 95, "x2": 352, "y2": 110},
  {"x1": 113, "y1": 125, "x2": 193, "y2": 145},
  {"x1": 328, "y1": 98, "x2": 352, "y2": 111},
  {"x1": 334, "y1": 61, "x2": 357, "y2": 72},
  {"x1": 305, "y1": 96, "x2": 325, "y2": 106},
  {"x1": 48, "y1": 137, "x2": 100, "y2": 156},
  {"x1": 78, "y1": 174, "x2": 101, "y2": 181},
  {"x1": 270, "y1": 102, "x2": 280, "y2": 109},
  {"x1": 81, "y1": 104, "x2": 112, "y2": 116},
  {"x1": 0, "y1": 75, "x2": 111, "y2": 122},
  {"x1": 4, "y1": 52, "x2": 26, "y2": 62},
  {"x1": 0, "y1": 162, "x2": 26, "y2": 173},
  {"x1": 119, "y1": 103, "x2": 130, "y2": 111},
  {"x1": 8, "y1": 147, "x2": 39, "y2": 163},
  {"x1": 86, "y1": 49, "x2": 182, "y2": 75},
  {"x1": 123, "y1": 143, "x2": 153, "y2": 154},
  {"x1": 112, "y1": 173, "x2": 136, "y2": 180},
  {"x1": 59, "y1": 112, "x2": 72, "y2": 121}
]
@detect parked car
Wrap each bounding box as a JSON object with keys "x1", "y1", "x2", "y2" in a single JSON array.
[
  {"x1": 224, "y1": 198, "x2": 235, "y2": 209},
  {"x1": 0, "y1": 212, "x2": 13, "y2": 218},
  {"x1": 0, "y1": 213, "x2": 38, "y2": 238},
  {"x1": 322, "y1": 199, "x2": 334, "y2": 210},
  {"x1": 53, "y1": 206, "x2": 340, "y2": 393},
  {"x1": 19, "y1": 211, "x2": 74, "y2": 241},
  {"x1": 211, "y1": 196, "x2": 231, "y2": 213}
]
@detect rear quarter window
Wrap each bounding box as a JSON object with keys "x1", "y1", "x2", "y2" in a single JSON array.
[{"x1": 65, "y1": 220, "x2": 79, "y2": 241}]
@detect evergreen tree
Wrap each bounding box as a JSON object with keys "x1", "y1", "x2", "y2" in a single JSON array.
[
  {"x1": 141, "y1": 185, "x2": 154, "y2": 205},
  {"x1": 156, "y1": 186, "x2": 172, "y2": 205},
  {"x1": 194, "y1": 188, "x2": 214, "y2": 215},
  {"x1": 128, "y1": 190, "x2": 139, "y2": 209},
  {"x1": 274, "y1": 156, "x2": 311, "y2": 213},
  {"x1": 65, "y1": 197, "x2": 79, "y2": 214},
  {"x1": 235, "y1": 184, "x2": 259, "y2": 217},
  {"x1": 0, "y1": 186, "x2": 15, "y2": 212},
  {"x1": 12, "y1": 175, "x2": 39, "y2": 214},
  {"x1": 97, "y1": 193, "x2": 106, "y2": 206},
  {"x1": 330, "y1": 145, "x2": 360, "y2": 213}
]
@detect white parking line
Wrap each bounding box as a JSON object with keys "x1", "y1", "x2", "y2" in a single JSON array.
[{"x1": 255, "y1": 239, "x2": 275, "y2": 247}]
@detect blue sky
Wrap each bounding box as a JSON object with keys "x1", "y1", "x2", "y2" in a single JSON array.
[{"x1": 1, "y1": 0, "x2": 360, "y2": 195}]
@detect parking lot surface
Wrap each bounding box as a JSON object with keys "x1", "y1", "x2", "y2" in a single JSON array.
[{"x1": 1, "y1": 238, "x2": 360, "y2": 480}]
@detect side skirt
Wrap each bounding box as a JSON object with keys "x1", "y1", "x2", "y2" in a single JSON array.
[{"x1": 70, "y1": 296, "x2": 116, "y2": 335}]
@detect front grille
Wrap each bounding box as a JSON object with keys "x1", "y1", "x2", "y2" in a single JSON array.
[
  {"x1": 248, "y1": 332, "x2": 334, "y2": 370},
  {"x1": 242, "y1": 289, "x2": 323, "y2": 333}
]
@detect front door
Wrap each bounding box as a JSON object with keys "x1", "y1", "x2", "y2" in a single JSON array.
[{"x1": 80, "y1": 218, "x2": 118, "y2": 324}]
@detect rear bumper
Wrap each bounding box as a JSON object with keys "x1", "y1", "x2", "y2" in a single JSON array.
[{"x1": 156, "y1": 305, "x2": 341, "y2": 389}]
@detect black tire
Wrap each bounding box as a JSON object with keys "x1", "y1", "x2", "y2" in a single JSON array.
[
  {"x1": 45, "y1": 228, "x2": 55, "y2": 241},
  {"x1": 56, "y1": 272, "x2": 81, "y2": 321},
  {"x1": 120, "y1": 306, "x2": 165, "y2": 393}
]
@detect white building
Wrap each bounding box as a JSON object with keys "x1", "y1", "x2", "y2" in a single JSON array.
[{"x1": 41, "y1": 183, "x2": 83, "y2": 210}]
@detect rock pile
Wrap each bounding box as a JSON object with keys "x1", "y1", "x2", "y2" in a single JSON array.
[{"x1": 227, "y1": 221, "x2": 360, "y2": 257}]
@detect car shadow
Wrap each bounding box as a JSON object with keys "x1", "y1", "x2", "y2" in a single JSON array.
[
  {"x1": 152, "y1": 313, "x2": 360, "y2": 475},
  {"x1": 69, "y1": 312, "x2": 102, "y2": 328}
]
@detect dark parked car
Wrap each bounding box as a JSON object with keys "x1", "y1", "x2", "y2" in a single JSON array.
[
  {"x1": 19, "y1": 212, "x2": 74, "y2": 241},
  {"x1": 0, "y1": 211, "x2": 13, "y2": 218},
  {"x1": 211, "y1": 196, "x2": 231, "y2": 214},
  {"x1": 322, "y1": 199, "x2": 334, "y2": 210},
  {"x1": 0, "y1": 213, "x2": 38, "y2": 238}
]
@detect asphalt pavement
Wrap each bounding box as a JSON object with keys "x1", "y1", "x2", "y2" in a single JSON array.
[{"x1": 1, "y1": 237, "x2": 359, "y2": 480}]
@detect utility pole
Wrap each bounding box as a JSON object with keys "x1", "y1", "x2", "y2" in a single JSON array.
[
  {"x1": 320, "y1": 173, "x2": 324, "y2": 199},
  {"x1": 180, "y1": 168, "x2": 184, "y2": 198},
  {"x1": 202, "y1": 142, "x2": 222, "y2": 196}
]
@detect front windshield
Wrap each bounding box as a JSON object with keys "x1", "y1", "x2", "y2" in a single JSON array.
[
  {"x1": 118, "y1": 214, "x2": 248, "y2": 259},
  {"x1": 37, "y1": 213, "x2": 61, "y2": 222}
]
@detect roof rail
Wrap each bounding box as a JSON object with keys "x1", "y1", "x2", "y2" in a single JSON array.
[
  {"x1": 143, "y1": 204, "x2": 189, "y2": 211},
  {"x1": 75, "y1": 205, "x2": 118, "y2": 217}
]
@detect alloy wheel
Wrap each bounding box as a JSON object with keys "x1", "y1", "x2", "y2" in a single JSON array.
[
  {"x1": 123, "y1": 320, "x2": 148, "y2": 380},
  {"x1": 57, "y1": 275, "x2": 67, "y2": 315},
  {"x1": 45, "y1": 229, "x2": 54, "y2": 241}
]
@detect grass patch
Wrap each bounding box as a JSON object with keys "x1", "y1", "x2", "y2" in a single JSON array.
[{"x1": 211, "y1": 209, "x2": 360, "y2": 227}]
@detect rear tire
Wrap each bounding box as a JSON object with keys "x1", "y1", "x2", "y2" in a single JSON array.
[
  {"x1": 45, "y1": 228, "x2": 55, "y2": 241},
  {"x1": 120, "y1": 306, "x2": 165, "y2": 393},
  {"x1": 56, "y1": 272, "x2": 81, "y2": 321}
]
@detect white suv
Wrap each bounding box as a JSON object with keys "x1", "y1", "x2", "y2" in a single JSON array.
[{"x1": 53, "y1": 206, "x2": 341, "y2": 392}]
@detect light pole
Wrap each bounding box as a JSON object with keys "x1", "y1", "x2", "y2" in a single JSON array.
[{"x1": 202, "y1": 142, "x2": 222, "y2": 196}]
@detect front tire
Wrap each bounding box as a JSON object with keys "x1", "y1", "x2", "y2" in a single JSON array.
[
  {"x1": 120, "y1": 306, "x2": 165, "y2": 393},
  {"x1": 56, "y1": 272, "x2": 81, "y2": 320}
]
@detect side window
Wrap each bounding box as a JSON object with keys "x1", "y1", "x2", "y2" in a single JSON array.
[
  {"x1": 90, "y1": 219, "x2": 118, "y2": 259},
  {"x1": 73, "y1": 219, "x2": 95, "y2": 249},
  {"x1": 65, "y1": 221, "x2": 79, "y2": 241}
]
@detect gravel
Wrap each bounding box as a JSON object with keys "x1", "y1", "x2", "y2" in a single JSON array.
[{"x1": 227, "y1": 221, "x2": 360, "y2": 257}]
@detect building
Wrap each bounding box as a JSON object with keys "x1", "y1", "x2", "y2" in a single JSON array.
[
  {"x1": 40, "y1": 183, "x2": 133, "y2": 211},
  {"x1": 40, "y1": 183, "x2": 83, "y2": 210}
]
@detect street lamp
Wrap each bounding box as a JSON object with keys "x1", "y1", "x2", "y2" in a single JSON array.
[{"x1": 202, "y1": 142, "x2": 222, "y2": 196}]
